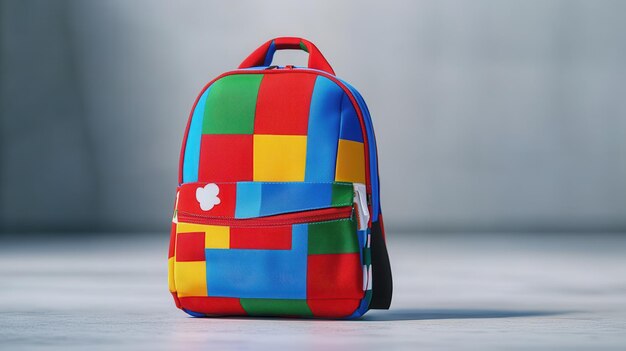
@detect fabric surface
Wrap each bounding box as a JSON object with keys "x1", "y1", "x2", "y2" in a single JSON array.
[
  {"x1": 182, "y1": 73, "x2": 366, "y2": 184},
  {"x1": 170, "y1": 69, "x2": 380, "y2": 318}
]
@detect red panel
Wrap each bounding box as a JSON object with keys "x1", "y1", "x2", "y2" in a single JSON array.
[
  {"x1": 177, "y1": 182, "x2": 236, "y2": 218},
  {"x1": 168, "y1": 222, "x2": 176, "y2": 258},
  {"x1": 254, "y1": 74, "x2": 317, "y2": 135},
  {"x1": 230, "y1": 226, "x2": 292, "y2": 250},
  {"x1": 179, "y1": 297, "x2": 246, "y2": 315},
  {"x1": 175, "y1": 232, "x2": 205, "y2": 262},
  {"x1": 308, "y1": 299, "x2": 360, "y2": 318},
  {"x1": 198, "y1": 134, "x2": 253, "y2": 182},
  {"x1": 307, "y1": 253, "x2": 362, "y2": 299},
  {"x1": 171, "y1": 292, "x2": 181, "y2": 309}
]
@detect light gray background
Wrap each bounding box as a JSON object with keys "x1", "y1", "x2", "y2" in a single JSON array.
[{"x1": 2, "y1": 0, "x2": 625, "y2": 233}]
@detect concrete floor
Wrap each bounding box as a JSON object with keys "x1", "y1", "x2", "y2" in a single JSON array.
[{"x1": 1, "y1": 232, "x2": 625, "y2": 350}]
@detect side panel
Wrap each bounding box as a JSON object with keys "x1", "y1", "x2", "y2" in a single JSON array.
[{"x1": 339, "y1": 80, "x2": 393, "y2": 310}]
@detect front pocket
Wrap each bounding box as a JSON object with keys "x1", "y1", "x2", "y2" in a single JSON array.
[
  {"x1": 175, "y1": 181, "x2": 355, "y2": 219},
  {"x1": 170, "y1": 181, "x2": 367, "y2": 317}
]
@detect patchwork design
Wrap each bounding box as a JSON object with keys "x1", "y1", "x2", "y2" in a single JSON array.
[
  {"x1": 182, "y1": 74, "x2": 366, "y2": 184},
  {"x1": 171, "y1": 38, "x2": 390, "y2": 319},
  {"x1": 171, "y1": 216, "x2": 362, "y2": 317},
  {"x1": 172, "y1": 72, "x2": 374, "y2": 318}
]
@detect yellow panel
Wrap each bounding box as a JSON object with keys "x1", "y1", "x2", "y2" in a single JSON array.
[
  {"x1": 174, "y1": 261, "x2": 207, "y2": 297},
  {"x1": 177, "y1": 222, "x2": 209, "y2": 234},
  {"x1": 168, "y1": 257, "x2": 176, "y2": 293},
  {"x1": 335, "y1": 139, "x2": 366, "y2": 183},
  {"x1": 253, "y1": 135, "x2": 307, "y2": 181},
  {"x1": 205, "y1": 225, "x2": 230, "y2": 249}
]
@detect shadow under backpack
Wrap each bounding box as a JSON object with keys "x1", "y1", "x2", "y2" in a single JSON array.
[{"x1": 167, "y1": 37, "x2": 392, "y2": 318}]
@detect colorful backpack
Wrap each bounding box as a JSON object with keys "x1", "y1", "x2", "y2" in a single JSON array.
[{"x1": 167, "y1": 37, "x2": 392, "y2": 318}]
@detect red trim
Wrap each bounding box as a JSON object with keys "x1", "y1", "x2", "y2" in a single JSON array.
[
  {"x1": 178, "y1": 69, "x2": 373, "y2": 200},
  {"x1": 177, "y1": 206, "x2": 352, "y2": 227}
]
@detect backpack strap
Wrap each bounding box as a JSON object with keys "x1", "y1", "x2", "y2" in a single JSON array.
[
  {"x1": 239, "y1": 37, "x2": 336, "y2": 75},
  {"x1": 369, "y1": 214, "x2": 393, "y2": 309}
]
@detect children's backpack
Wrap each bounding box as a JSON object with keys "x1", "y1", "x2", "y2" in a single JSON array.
[{"x1": 167, "y1": 37, "x2": 392, "y2": 318}]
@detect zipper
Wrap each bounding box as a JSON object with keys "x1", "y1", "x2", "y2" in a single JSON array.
[
  {"x1": 265, "y1": 65, "x2": 296, "y2": 70},
  {"x1": 353, "y1": 184, "x2": 370, "y2": 230},
  {"x1": 177, "y1": 206, "x2": 353, "y2": 227}
]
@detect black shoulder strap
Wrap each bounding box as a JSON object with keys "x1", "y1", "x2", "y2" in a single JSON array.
[{"x1": 369, "y1": 219, "x2": 393, "y2": 309}]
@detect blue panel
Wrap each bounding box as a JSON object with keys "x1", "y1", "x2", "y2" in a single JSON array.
[
  {"x1": 357, "y1": 229, "x2": 367, "y2": 263},
  {"x1": 263, "y1": 40, "x2": 277, "y2": 66},
  {"x1": 182, "y1": 89, "x2": 209, "y2": 183},
  {"x1": 305, "y1": 76, "x2": 343, "y2": 182},
  {"x1": 357, "y1": 229, "x2": 367, "y2": 249},
  {"x1": 183, "y1": 309, "x2": 205, "y2": 317},
  {"x1": 235, "y1": 182, "x2": 262, "y2": 218},
  {"x1": 348, "y1": 291, "x2": 371, "y2": 319},
  {"x1": 259, "y1": 183, "x2": 332, "y2": 216},
  {"x1": 339, "y1": 94, "x2": 364, "y2": 142},
  {"x1": 205, "y1": 224, "x2": 308, "y2": 299}
]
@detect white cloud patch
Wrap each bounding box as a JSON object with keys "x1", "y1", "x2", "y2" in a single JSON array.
[{"x1": 196, "y1": 183, "x2": 221, "y2": 211}]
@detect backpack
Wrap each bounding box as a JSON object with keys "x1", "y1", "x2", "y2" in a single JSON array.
[{"x1": 167, "y1": 37, "x2": 392, "y2": 318}]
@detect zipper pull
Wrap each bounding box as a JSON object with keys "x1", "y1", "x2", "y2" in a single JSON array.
[
  {"x1": 172, "y1": 191, "x2": 180, "y2": 223},
  {"x1": 353, "y1": 183, "x2": 370, "y2": 230},
  {"x1": 265, "y1": 65, "x2": 279, "y2": 70},
  {"x1": 285, "y1": 65, "x2": 295, "y2": 70}
]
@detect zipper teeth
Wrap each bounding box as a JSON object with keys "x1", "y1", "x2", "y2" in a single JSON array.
[{"x1": 177, "y1": 206, "x2": 353, "y2": 227}]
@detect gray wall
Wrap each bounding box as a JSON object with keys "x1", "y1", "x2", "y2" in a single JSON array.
[{"x1": 1, "y1": 0, "x2": 625, "y2": 233}]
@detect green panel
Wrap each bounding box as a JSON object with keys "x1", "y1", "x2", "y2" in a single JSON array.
[
  {"x1": 363, "y1": 247, "x2": 371, "y2": 266},
  {"x1": 202, "y1": 74, "x2": 263, "y2": 134},
  {"x1": 240, "y1": 298, "x2": 312, "y2": 317},
  {"x1": 308, "y1": 219, "x2": 358, "y2": 254},
  {"x1": 331, "y1": 183, "x2": 353, "y2": 207}
]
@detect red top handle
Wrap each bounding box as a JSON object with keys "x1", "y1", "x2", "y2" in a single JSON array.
[{"x1": 238, "y1": 37, "x2": 336, "y2": 75}]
